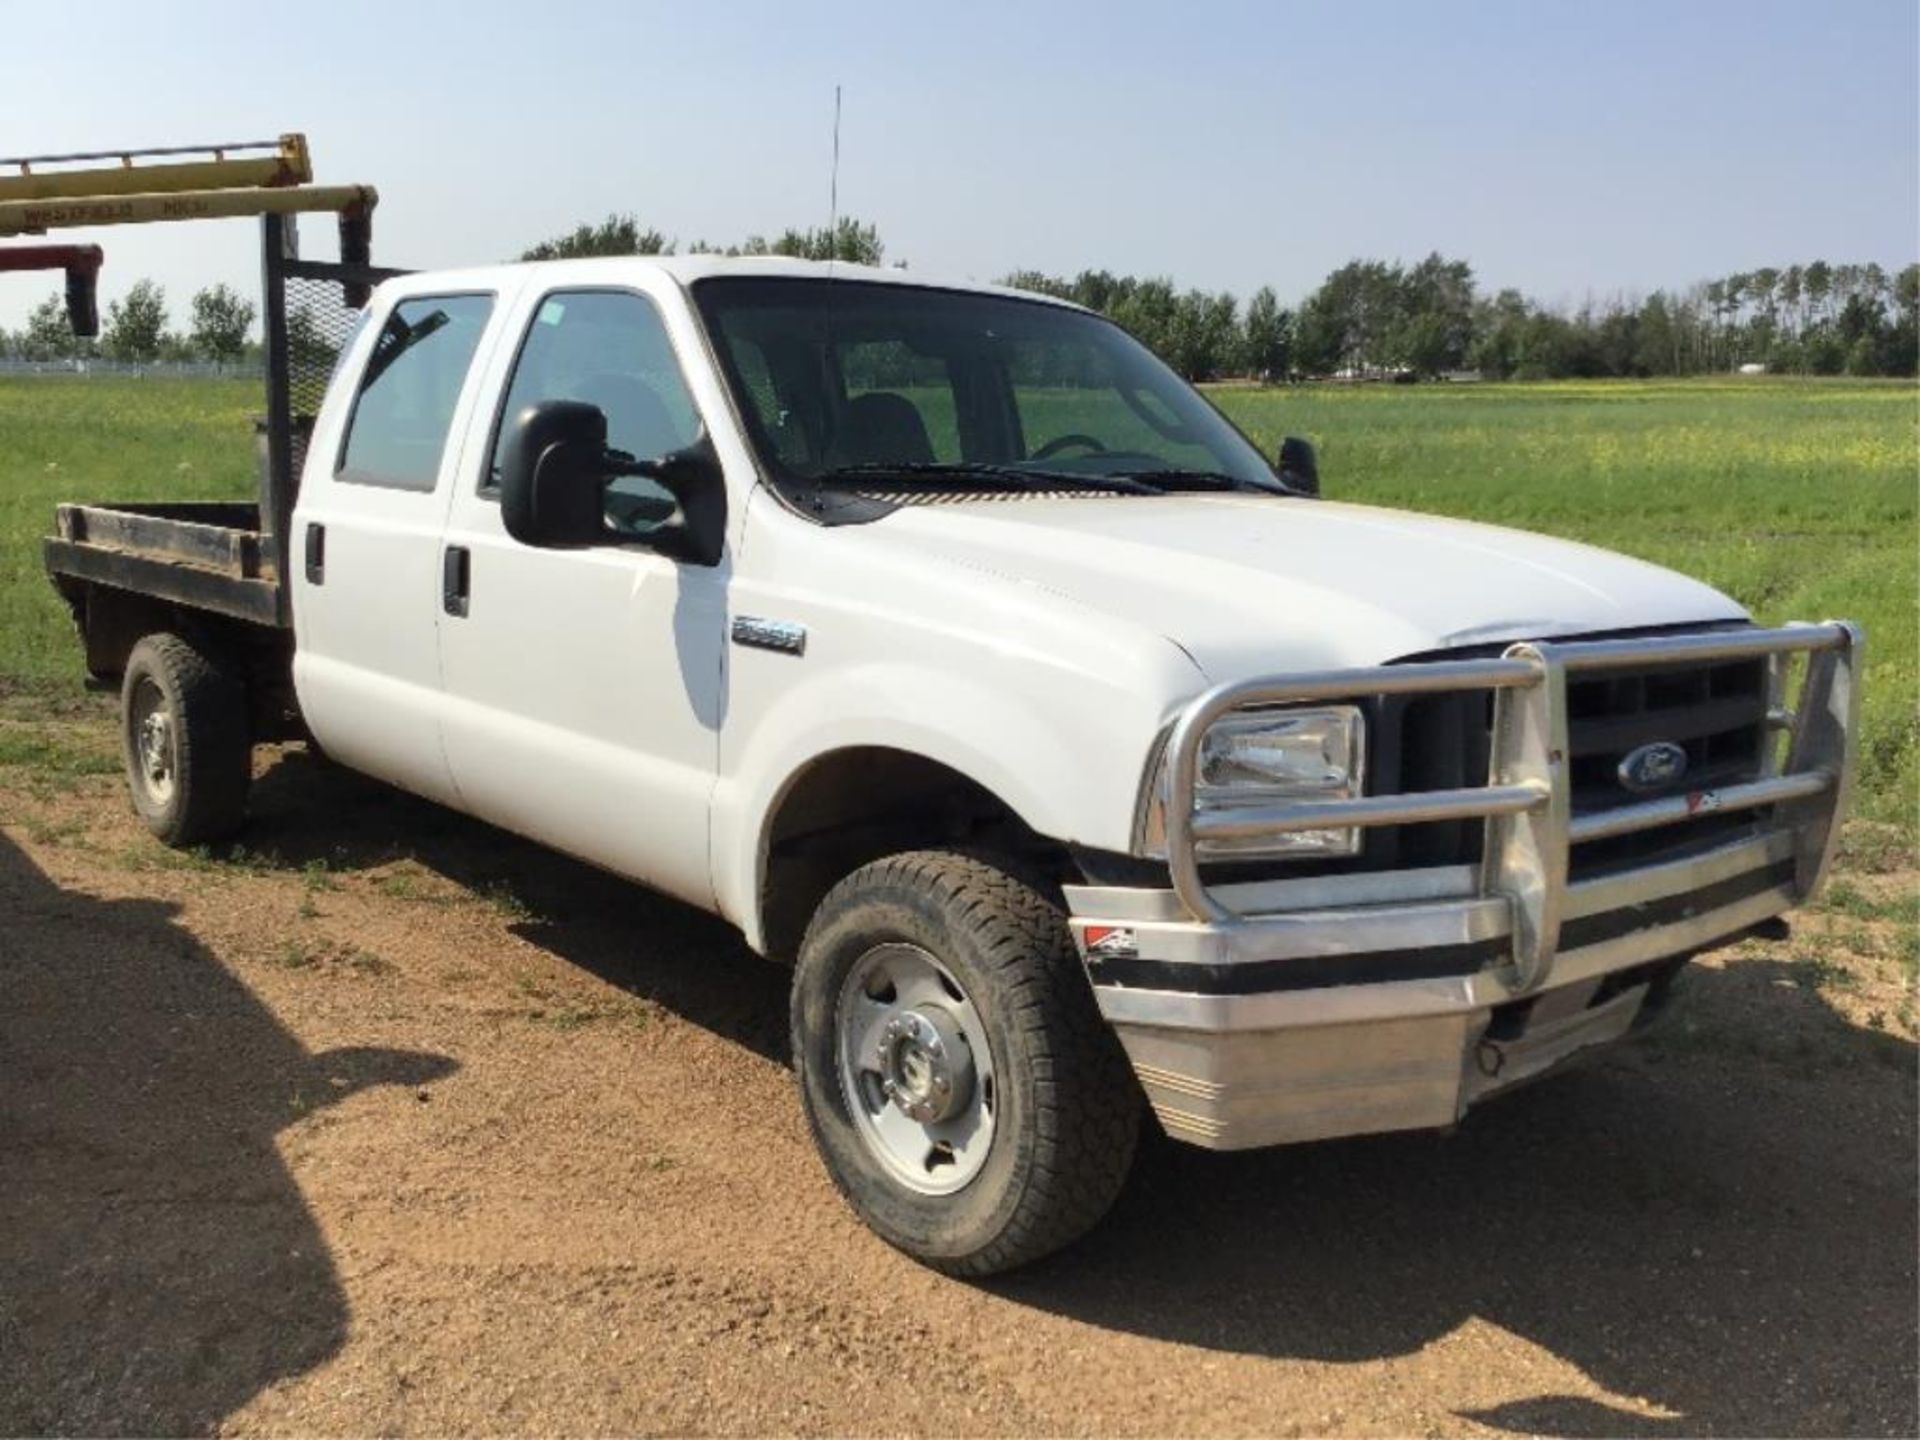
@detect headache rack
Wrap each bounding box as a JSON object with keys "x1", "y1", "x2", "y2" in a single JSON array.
[
  {"x1": 1162, "y1": 623, "x2": 1860, "y2": 990},
  {"x1": 16, "y1": 134, "x2": 404, "y2": 628}
]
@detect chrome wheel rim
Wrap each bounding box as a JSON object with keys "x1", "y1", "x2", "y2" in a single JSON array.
[
  {"x1": 835, "y1": 943, "x2": 996, "y2": 1195},
  {"x1": 130, "y1": 679, "x2": 176, "y2": 807}
]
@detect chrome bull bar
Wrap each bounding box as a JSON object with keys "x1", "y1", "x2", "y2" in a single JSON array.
[{"x1": 1163, "y1": 622, "x2": 1862, "y2": 992}]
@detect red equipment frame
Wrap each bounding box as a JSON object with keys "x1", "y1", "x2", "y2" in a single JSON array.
[{"x1": 0, "y1": 242, "x2": 104, "y2": 335}]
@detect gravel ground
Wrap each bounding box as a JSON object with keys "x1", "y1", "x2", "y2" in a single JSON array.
[{"x1": 1, "y1": 736, "x2": 1914, "y2": 1437}]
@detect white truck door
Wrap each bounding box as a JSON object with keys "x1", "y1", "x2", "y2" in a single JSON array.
[
  {"x1": 290, "y1": 289, "x2": 505, "y2": 806},
  {"x1": 435, "y1": 284, "x2": 728, "y2": 909}
]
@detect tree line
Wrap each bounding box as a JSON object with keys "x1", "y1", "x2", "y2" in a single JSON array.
[
  {"x1": 0, "y1": 213, "x2": 885, "y2": 364},
  {"x1": 515, "y1": 217, "x2": 1919, "y2": 381},
  {"x1": 1007, "y1": 255, "x2": 1919, "y2": 381},
  {"x1": 0, "y1": 280, "x2": 255, "y2": 364},
  {"x1": 514, "y1": 216, "x2": 1918, "y2": 380},
  {"x1": 1463, "y1": 260, "x2": 1919, "y2": 381},
  {"x1": 518, "y1": 212, "x2": 887, "y2": 267},
  {"x1": 7, "y1": 211, "x2": 1913, "y2": 382}
]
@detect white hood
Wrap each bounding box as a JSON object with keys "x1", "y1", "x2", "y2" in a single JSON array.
[{"x1": 859, "y1": 494, "x2": 1748, "y2": 681}]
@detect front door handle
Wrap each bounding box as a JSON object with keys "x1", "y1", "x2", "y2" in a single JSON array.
[
  {"x1": 304, "y1": 523, "x2": 325, "y2": 585},
  {"x1": 442, "y1": 545, "x2": 470, "y2": 617}
]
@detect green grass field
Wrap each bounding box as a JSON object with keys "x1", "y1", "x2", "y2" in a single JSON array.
[
  {"x1": 0, "y1": 375, "x2": 260, "y2": 679},
  {"x1": 2, "y1": 373, "x2": 1914, "y2": 828}
]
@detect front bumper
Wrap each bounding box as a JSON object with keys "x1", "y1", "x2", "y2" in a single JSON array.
[{"x1": 1069, "y1": 622, "x2": 1859, "y2": 1150}]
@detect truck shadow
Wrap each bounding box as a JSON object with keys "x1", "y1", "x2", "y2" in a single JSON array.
[
  {"x1": 996, "y1": 967, "x2": 1917, "y2": 1436},
  {"x1": 241, "y1": 750, "x2": 1916, "y2": 1435},
  {"x1": 246, "y1": 749, "x2": 792, "y2": 1064},
  {"x1": 0, "y1": 831, "x2": 456, "y2": 1436}
]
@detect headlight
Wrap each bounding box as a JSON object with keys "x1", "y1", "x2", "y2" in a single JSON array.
[{"x1": 1137, "y1": 705, "x2": 1366, "y2": 861}]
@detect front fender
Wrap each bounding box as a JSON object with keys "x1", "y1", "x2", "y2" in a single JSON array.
[{"x1": 711, "y1": 654, "x2": 1190, "y2": 951}]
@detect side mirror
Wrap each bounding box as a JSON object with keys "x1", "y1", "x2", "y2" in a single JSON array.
[
  {"x1": 638, "y1": 440, "x2": 728, "y2": 567},
  {"x1": 1277, "y1": 435, "x2": 1319, "y2": 497},
  {"x1": 499, "y1": 398, "x2": 728, "y2": 565},
  {"x1": 499, "y1": 400, "x2": 610, "y2": 547}
]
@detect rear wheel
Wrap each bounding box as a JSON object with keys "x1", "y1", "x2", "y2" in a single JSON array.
[
  {"x1": 120, "y1": 633, "x2": 251, "y2": 846},
  {"x1": 792, "y1": 850, "x2": 1141, "y2": 1275}
]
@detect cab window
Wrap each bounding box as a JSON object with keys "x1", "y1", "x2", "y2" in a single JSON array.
[
  {"x1": 337, "y1": 294, "x2": 494, "y2": 492},
  {"x1": 486, "y1": 290, "x2": 703, "y2": 541}
]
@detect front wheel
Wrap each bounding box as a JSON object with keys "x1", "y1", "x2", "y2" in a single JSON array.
[{"x1": 792, "y1": 850, "x2": 1141, "y2": 1275}]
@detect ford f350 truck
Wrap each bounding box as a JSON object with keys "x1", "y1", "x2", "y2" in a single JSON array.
[{"x1": 45, "y1": 256, "x2": 1860, "y2": 1275}]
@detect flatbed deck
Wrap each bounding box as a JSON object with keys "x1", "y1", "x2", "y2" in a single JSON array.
[{"x1": 45, "y1": 502, "x2": 283, "y2": 629}]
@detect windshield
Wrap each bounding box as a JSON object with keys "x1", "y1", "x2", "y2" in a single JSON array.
[{"x1": 691, "y1": 278, "x2": 1280, "y2": 492}]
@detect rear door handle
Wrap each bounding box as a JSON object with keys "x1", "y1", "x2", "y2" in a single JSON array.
[
  {"x1": 442, "y1": 544, "x2": 470, "y2": 617},
  {"x1": 304, "y1": 523, "x2": 325, "y2": 585}
]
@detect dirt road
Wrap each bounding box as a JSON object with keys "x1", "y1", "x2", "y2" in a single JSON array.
[{"x1": 2, "y1": 721, "x2": 1914, "y2": 1436}]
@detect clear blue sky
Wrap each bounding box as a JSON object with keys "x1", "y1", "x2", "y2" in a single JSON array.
[{"x1": 3, "y1": 0, "x2": 1915, "y2": 329}]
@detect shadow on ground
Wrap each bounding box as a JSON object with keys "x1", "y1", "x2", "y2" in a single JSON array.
[
  {"x1": 0, "y1": 831, "x2": 455, "y2": 1436},
  {"x1": 246, "y1": 749, "x2": 792, "y2": 1064},
  {"x1": 228, "y1": 752, "x2": 1918, "y2": 1435},
  {"x1": 998, "y1": 962, "x2": 1918, "y2": 1435}
]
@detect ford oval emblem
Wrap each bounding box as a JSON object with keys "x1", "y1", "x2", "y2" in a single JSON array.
[{"x1": 1618, "y1": 741, "x2": 1689, "y2": 794}]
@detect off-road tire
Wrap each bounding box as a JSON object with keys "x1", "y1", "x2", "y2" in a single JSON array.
[
  {"x1": 120, "y1": 632, "x2": 251, "y2": 847},
  {"x1": 792, "y1": 849, "x2": 1142, "y2": 1275}
]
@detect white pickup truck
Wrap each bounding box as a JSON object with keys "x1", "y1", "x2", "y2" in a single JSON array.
[{"x1": 46, "y1": 256, "x2": 1860, "y2": 1275}]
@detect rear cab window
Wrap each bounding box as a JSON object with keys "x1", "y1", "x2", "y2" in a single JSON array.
[{"x1": 337, "y1": 293, "x2": 496, "y2": 491}]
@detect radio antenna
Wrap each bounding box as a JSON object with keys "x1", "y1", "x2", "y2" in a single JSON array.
[
  {"x1": 820, "y1": 84, "x2": 845, "y2": 486},
  {"x1": 827, "y1": 84, "x2": 843, "y2": 253}
]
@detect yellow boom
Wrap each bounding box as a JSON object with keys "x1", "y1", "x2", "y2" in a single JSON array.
[
  {"x1": 0, "y1": 183, "x2": 377, "y2": 238},
  {"x1": 0, "y1": 135, "x2": 311, "y2": 204}
]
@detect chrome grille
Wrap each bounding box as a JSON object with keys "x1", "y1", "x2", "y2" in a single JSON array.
[
  {"x1": 1566, "y1": 657, "x2": 1768, "y2": 813},
  {"x1": 1374, "y1": 647, "x2": 1774, "y2": 879},
  {"x1": 1156, "y1": 622, "x2": 1856, "y2": 994}
]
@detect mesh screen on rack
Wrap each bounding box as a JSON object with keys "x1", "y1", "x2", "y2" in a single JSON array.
[{"x1": 283, "y1": 275, "x2": 363, "y2": 420}]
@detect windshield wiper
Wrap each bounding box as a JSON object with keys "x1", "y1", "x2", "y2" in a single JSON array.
[
  {"x1": 1112, "y1": 468, "x2": 1285, "y2": 494},
  {"x1": 811, "y1": 462, "x2": 1164, "y2": 495}
]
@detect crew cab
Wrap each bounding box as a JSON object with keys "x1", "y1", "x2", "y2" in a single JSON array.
[{"x1": 45, "y1": 256, "x2": 1861, "y2": 1274}]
